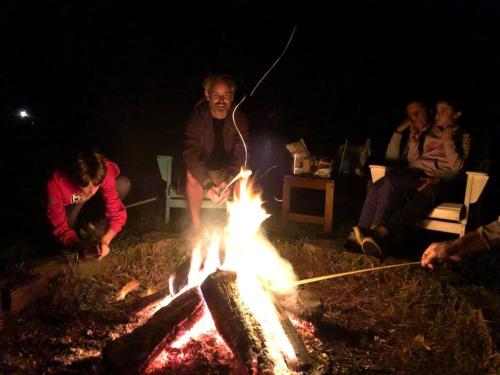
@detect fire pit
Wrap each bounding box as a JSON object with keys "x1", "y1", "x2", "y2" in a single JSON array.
[{"x1": 103, "y1": 170, "x2": 321, "y2": 374}]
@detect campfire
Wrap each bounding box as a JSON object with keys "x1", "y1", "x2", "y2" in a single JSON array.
[{"x1": 103, "y1": 170, "x2": 319, "y2": 374}]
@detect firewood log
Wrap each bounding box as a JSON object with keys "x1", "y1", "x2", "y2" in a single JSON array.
[
  {"x1": 272, "y1": 298, "x2": 314, "y2": 371},
  {"x1": 103, "y1": 287, "x2": 204, "y2": 374},
  {"x1": 200, "y1": 270, "x2": 277, "y2": 374}
]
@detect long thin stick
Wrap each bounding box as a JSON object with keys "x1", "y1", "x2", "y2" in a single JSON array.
[
  {"x1": 125, "y1": 197, "x2": 158, "y2": 209},
  {"x1": 224, "y1": 25, "x2": 297, "y2": 196},
  {"x1": 292, "y1": 261, "x2": 420, "y2": 286}
]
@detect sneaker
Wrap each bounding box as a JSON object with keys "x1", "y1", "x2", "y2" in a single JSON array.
[
  {"x1": 352, "y1": 226, "x2": 366, "y2": 246},
  {"x1": 361, "y1": 236, "x2": 383, "y2": 258}
]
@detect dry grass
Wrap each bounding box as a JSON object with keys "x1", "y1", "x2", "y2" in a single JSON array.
[{"x1": 0, "y1": 232, "x2": 499, "y2": 374}]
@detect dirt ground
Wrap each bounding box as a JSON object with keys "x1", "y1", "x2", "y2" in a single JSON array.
[{"x1": 1, "y1": 204, "x2": 500, "y2": 374}]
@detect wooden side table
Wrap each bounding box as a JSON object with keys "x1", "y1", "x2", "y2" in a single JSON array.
[{"x1": 282, "y1": 175, "x2": 335, "y2": 233}]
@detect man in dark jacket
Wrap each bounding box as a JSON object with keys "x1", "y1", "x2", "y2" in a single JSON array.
[{"x1": 183, "y1": 73, "x2": 249, "y2": 233}]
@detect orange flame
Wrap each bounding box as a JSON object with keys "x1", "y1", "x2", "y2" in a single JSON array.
[{"x1": 163, "y1": 169, "x2": 298, "y2": 373}]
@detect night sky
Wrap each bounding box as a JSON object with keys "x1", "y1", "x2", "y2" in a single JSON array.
[{"x1": 1, "y1": 1, "x2": 500, "y2": 244}]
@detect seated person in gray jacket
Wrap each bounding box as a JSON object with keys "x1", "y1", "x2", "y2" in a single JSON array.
[{"x1": 355, "y1": 97, "x2": 471, "y2": 257}]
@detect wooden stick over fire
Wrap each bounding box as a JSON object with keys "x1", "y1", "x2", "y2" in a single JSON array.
[{"x1": 291, "y1": 261, "x2": 420, "y2": 287}]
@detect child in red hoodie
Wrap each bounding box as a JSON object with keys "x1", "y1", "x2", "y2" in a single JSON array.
[{"x1": 46, "y1": 148, "x2": 130, "y2": 259}]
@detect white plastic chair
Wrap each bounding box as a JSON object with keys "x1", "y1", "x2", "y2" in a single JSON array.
[
  {"x1": 157, "y1": 155, "x2": 227, "y2": 223},
  {"x1": 369, "y1": 165, "x2": 489, "y2": 236}
]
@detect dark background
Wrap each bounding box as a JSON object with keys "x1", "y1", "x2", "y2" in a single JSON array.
[{"x1": 1, "y1": 0, "x2": 499, "y2": 247}]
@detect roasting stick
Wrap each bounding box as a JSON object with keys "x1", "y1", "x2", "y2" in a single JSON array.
[
  {"x1": 221, "y1": 26, "x2": 297, "y2": 197},
  {"x1": 125, "y1": 197, "x2": 159, "y2": 209},
  {"x1": 292, "y1": 261, "x2": 421, "y2": 287}
]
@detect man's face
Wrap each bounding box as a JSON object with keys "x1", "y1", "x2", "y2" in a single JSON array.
[
  {"x1": 406, "y1": 102, "x2": 428, "y2": 130},
  {"x1": 205, "y1": 82, "x2": 234, "y2": 119},
  {"x1": 434, "y1": 101, "x2": 461, "y2": 127},
  {"x1": 79, "y1": 181, "x2": 100, "y2": 199}
]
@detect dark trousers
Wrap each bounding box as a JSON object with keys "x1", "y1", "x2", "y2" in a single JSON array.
[
  {"x1": 358, "y1": 168, "x2": 449, "y2": 234},
  {"x1": 66, "y1": 176, "x2": 131, "y2": 229}
]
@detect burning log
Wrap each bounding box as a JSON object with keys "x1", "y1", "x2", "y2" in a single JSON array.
[
  {"x1": 103, "y1": 287, "x2": 204, "y2": 374},
  {"x1": 200, "y1": 270, "x2": 276, "y2": 373},
  {"x1": 273, "y1": 299, "x2": 314, "y2": 371}
]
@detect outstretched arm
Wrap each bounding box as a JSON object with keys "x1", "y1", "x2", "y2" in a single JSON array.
[{"x1": 421, "y1": 219, "x2": 499, "y2": 269}]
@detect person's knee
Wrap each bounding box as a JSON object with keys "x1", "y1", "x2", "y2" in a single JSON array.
[
  {"x1": 186, "y1": 171, "x2": 205, "y2": 205},
  {"x1": 384, "y1": 173, "x2": 399, "y2": 186},
  {"x1": 116, "y1": 176, "x2": 131, "y2": 199},
  {"x1": 416, "y1": 185, "x2": 445, "y2": 206},
  {"x1": 186, "y1": 170, "x2": 202, "y2": 189},
  {"x1": 379, "y1": 175, "x2": 395, "y2": 193}
]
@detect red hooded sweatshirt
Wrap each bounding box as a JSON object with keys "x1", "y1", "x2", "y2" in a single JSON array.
[{"x1": 46, "y1": 160, "x2": 127, "y2": 247}]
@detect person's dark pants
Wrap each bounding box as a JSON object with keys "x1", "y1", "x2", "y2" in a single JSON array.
[
  {"x1": 358, "y1": 169, "x2": 425, "y2": 230},
  {"x1": 384, "y1": 180, "x2": 450, "y2": 234},
  {"x1": 66, "y1": 176, "x2": 131, "y2": 230}
]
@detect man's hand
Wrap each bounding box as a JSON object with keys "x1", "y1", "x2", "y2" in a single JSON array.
[
  {"x1": 421, "y1": 240, "x2": 462, "y2": 269},
  {"x1": 206, "y1": 181, "x2": 230, "y2": 204},
  {"x1": 216, "y1": 181, "x2": 230, "y2": 204},
  {"x1": 417, "y1": 176, "x2": 441, "y2": 192},
  {"x1": 206, "y1": 185, "x2": 221, "y2": 203},
  {"x1": 396, "y1": 119, "x2": 412, "y2": 133}
]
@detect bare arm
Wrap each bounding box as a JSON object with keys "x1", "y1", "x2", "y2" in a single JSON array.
[{"x1": 183, "y1": 116, "x2": 211, "y2": 187}]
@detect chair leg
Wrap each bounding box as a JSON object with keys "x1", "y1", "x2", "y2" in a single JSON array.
[{"x1": 165, "y1": 200, "x2": 171, "y2": 224}]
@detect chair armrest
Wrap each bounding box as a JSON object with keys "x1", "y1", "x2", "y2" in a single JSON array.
[
  {"x1": 464, "y1": 171, "x2": 489, "y2": 206},
  {"x1": 369, "y1": 165, "x2": 388, "y2": 183}
]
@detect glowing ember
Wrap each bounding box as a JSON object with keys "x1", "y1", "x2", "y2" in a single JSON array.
[
  {"x1": 144, "y1": 304, "x2": 236, "y2": 374},
  {"x1": 151, "y1": 169, "x2": 299, "y2": 373},
  {"x1": 170, "y1": 306, "x2": 220, "y2": 349}
]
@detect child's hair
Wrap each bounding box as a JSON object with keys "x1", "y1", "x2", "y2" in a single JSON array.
[
  {"x1": 63, "y1": 148, "x2": 107, "y2": 187},
  {"x1": 436, "y1": 95, "x2": 462, "y2": 113}
]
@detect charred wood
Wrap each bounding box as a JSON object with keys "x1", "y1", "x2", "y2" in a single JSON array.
[
  {"x1": 103, "y1": 287, "x2": 204, "y2": 375},
  {"x1": 273, "y1": 298, "x2": 314, "y2": 371},
  {"x1": 201, "y1": 270, "x2": 276, "y2": 374}
]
